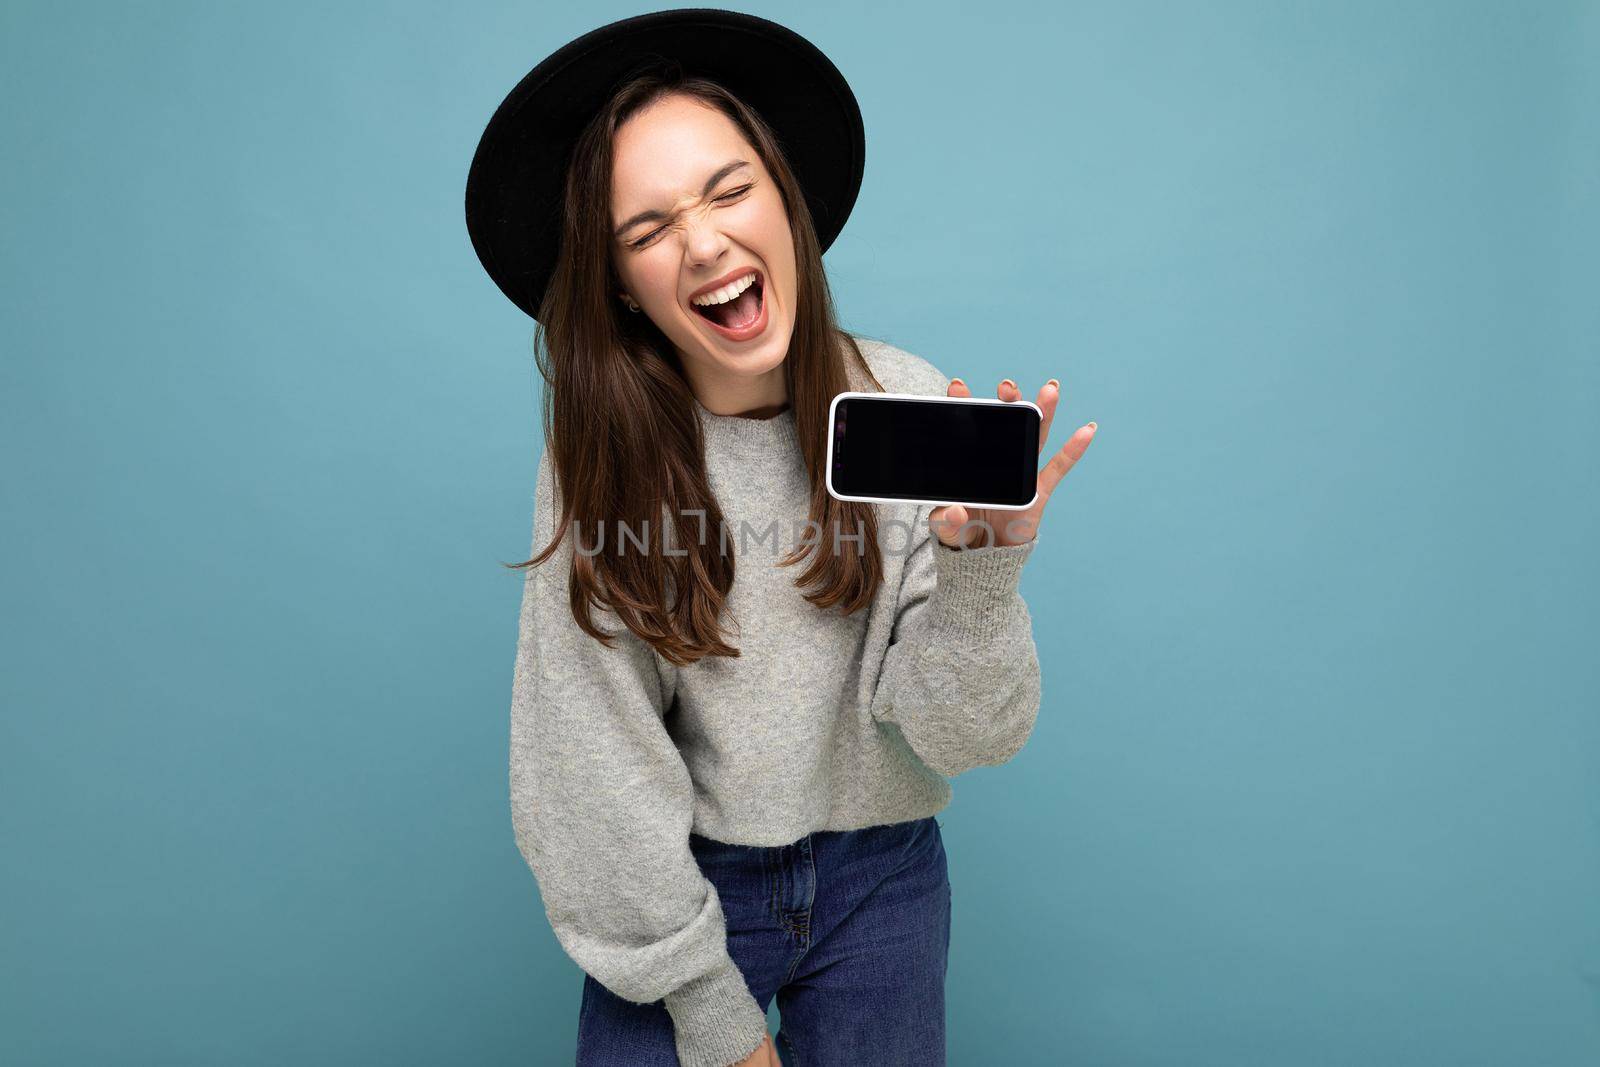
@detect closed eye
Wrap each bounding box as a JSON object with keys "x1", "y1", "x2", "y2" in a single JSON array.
[{"x1": 627, "y1": 185, "x2": 754, "y2": 250}]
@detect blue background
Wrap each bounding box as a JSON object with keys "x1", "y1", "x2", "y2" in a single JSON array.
[{"x1": 3, "y1": 1, "x2": 1597, "y2": 1063}]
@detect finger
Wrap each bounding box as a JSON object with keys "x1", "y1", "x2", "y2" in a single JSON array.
[
  {"x1": 998, "y1": 377, "x2": 1020, "y2": 402},
  {"x1": 1035, "y1": 379, "x2": 1060, "y2": 455},
  {"x1": 929, "y1": 503, "x2": 971, "y2": 548},
  {"x1": 947, "y1": 377, "x2": 972, "y2": 399},
  {"x1": 1036, "y1": 422, "x2": 1097, "y2": 502},
  {"x1": 934, "y1": 505, "x2": 992, "y2": 547}
]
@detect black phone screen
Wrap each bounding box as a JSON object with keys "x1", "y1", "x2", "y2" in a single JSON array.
[{"x1": 831, "y1": 396, "x2": 1040, "y2": 507}]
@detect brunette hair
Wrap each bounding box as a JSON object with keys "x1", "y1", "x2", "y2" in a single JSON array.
[{"x1": 507, "y1": 63, "x2": 885, "y2": 667}]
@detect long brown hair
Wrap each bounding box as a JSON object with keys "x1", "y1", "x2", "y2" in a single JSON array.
[{"x1": 508, "y1": 63, "x2": 885, "y2": 667}]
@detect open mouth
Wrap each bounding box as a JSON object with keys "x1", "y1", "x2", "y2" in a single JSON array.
[{"x1": 689, "y1": 271, "x2": 764, "y2": 334}]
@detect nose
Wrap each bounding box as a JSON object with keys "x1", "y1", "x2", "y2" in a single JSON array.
[{"x1": 680, "y1": 206, "x2": 730, "y2": 267}]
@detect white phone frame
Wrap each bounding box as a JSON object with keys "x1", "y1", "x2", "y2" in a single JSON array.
[{"x1": 824, "y1": 391, "x2": 1042, "y2": 511}]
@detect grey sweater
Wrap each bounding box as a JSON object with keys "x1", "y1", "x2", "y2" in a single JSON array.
[{"x1": 509, "y1": 335, "x2": 1042, "y2": 1067}]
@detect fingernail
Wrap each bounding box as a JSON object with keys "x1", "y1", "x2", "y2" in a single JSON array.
[
  {"x1": 1001, "y1": 378, "x2": 1016, "y2": 389},
  {"x1": 950, "y1": 377, "x2": 964, "y2": 387},
  {"x1": 1087, "y1": 421, "x2": 1097, "y2": 430},
  {"x1": 1047, "y1": 379, "x2": 1059, "y2": 389}
]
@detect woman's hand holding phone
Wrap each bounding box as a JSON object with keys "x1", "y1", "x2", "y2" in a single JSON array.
[{"x1": 929, "y1": 377, "x2": 1096, "y2": 549}]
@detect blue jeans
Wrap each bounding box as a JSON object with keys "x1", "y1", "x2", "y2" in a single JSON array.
[{"x1": 575, "y1": 815, "x2": 952, "y2": 1066}]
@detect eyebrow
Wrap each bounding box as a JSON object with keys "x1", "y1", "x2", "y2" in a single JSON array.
[{"x1": 613, "y1": 159, "x2": 752, "y2": 239}]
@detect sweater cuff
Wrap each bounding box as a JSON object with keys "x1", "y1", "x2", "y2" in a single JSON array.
[
  {"x1": 662, "y1": 956, "x2": 769, "y2": 1067},
  {"x1": 927, "y1": 538, "x2": 1035, "y2": 639}
]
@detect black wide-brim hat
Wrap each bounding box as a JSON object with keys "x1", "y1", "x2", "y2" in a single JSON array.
[{"x1": 464, "y1": 8, "x2": 866, "y2": 324}]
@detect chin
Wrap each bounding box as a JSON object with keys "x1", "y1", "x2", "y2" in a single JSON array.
[
  {"x1": 689, "y1": 313, "x2": 792, "y2": 376},
  {"x1": 703, "y1": 351, "x2": 783, "y2": 384}
]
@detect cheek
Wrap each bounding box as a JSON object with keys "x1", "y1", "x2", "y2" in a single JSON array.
[
  {"x1": 741, "y1": 192, "x2": 788, "y2": 246},
  {"x1": 631, "y1": 257, "x2": 679, "y2": 303},
  {"x1": 746, "y1": 201, "x2": 796, "y2": 287}
]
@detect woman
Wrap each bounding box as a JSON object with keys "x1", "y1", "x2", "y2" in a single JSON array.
[{"x1": 466, "y1": 12, "x2": 1095, "y2": 1067}]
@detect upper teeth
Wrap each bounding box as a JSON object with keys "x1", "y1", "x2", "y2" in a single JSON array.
[{"x1": 691, "y1": 272, "x2": 757, "y2": 306}]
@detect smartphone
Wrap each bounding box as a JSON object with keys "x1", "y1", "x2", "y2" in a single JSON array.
[{"x1": 825, "y1": 391, "x2": 1041, "y2": 509}]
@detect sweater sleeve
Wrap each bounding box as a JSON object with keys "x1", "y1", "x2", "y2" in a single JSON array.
[
  {"x1": 509, "y1": 452, "x2": 769, "y2": 1067},
  {"x1": 868, "y1": 504, "x2": 1044, "y2": 777}
]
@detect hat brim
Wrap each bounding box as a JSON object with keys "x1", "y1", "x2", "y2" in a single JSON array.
[{"x1": 464, "y1": 8, "x2": 866, "y2": 324}]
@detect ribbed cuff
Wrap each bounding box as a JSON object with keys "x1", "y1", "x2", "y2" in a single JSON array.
[
  {"x1": 662, "y1": 956, "x2": 769, "y2": 1067},
  {"x1": 927, "y1": 538, "x2": 1035, "y2": 639}
]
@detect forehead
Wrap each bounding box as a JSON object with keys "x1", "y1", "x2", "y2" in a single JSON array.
[{"x1": 610, "y1": 95, "x2": 756, "y2": 205}]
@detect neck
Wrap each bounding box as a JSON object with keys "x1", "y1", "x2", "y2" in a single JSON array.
[{"x1": 685, "y1": 363, "x2": 789, "y2": 419}]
